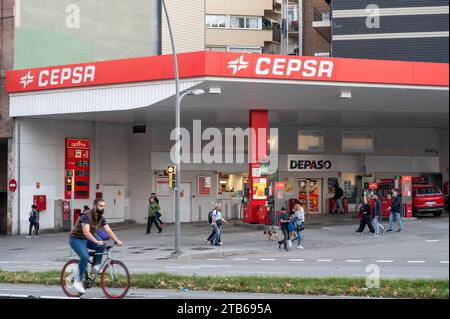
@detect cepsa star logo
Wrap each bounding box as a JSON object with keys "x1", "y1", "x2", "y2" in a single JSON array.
[
  {"x1": 20, "y1": 71, "x2": 35, "y2": 89},
  {"x1": 227, "y1": 55, "x2": 250, "y2": 75}
]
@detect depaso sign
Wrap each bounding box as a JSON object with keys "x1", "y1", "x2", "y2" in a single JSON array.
[{"x1": 289, "y1": 159, "x2": 332, "y2": 171}]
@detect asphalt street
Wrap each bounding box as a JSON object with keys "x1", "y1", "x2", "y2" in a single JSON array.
[{"x1": 1, "y1": 215, "x2": 447, "y2": 279}]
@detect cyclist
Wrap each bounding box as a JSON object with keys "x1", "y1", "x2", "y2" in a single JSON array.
[{"x1": 69, "y1": 198, "x2": 123, "y2": 294}]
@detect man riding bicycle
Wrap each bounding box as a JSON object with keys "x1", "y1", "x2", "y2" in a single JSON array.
[{"x1": 69, "y1": 198, "x2": 123, "y2": 294}]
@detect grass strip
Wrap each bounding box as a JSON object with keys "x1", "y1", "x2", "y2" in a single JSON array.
[{"x1": 0, "y1": 270, "x2": 447, "y2": 299}]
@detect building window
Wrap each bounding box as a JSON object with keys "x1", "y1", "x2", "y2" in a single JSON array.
[
  {"x1": 298, "y1": 130, "x2": 325, "y2": 152},
  {"x1": 342, "y1": 131, "x2": 374, "y2": 153},
  {"x1": 206, "y1": 46, "x2": 227, "y2": 52},
  {"x1": 231, "y1": 16, "x2": 262, "y2": 30},
  {"x1": 206, "y1": 15, "x2": 227, "y2": 28},
  {"x1": 229, "y1": 47, "x2": 262, "y2": 54},
  {"x1": 218, "y1": 172, "x2": 248, "y2": 198}
]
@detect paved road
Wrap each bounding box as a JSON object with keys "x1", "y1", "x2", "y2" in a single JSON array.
[
  {"x1": 0, "y1": 283, "x2": 356, "y2": 299},
  {"x1": 0, "y1": 215, "x2": 448, "y2": 279}
]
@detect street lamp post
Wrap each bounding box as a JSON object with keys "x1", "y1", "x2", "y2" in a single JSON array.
[
  {"x1": 161, "y1": 0, "x2": 182, "y2": 256},
  {"x1": 161, "y1": 0, "x2": 206, "y2": 256}
]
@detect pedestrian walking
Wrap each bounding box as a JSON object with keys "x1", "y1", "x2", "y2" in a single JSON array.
[
  {"x1": 290, "y1": 202, "x2": 305, "y2": 249},
  {"x1": 356, "y1": 194, "x2": 375, "y2": 235},
  {"x1": 150, "y1": 193, "x2": 164, "y2": 227},
  {"x1": 372, "y1": 193, "x2": 385, "y2": 235},
  {"x1": 211, "y1": 203, "x2": 228, "y2": 246},
  {"x1": 277, "y1": 208, "x2": 291, "y2": 251},
  {"x1": 146, "y1": 197, "x2": 162, "y2": 234},
  {"x1": 27, "y1": 204, "x2": 40, "y2": 238},
  {"x1": 386, "y1": 190, "x2": 404, "y2": 233},
  {"x1": 206, "y1": 203, "x2": 220, "y2": 245},
  {"x1": 332, "y1": 182, "x2": 345, "y2": 214}
]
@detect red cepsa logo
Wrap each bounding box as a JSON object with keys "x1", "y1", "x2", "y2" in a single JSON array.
[
  {"x1": 19, "y1": 65, "x2": 96, "y2": 89},
  {"x1": 227, "y1": 54, "x2": 335, "y2": 79}
]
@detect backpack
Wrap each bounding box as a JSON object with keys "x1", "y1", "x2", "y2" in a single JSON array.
[{"x1": 208, "y1": 210, "x2": 214, "y2": 225}]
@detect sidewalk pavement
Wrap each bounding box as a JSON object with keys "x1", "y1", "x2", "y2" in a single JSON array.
[{"x1": 0, "y1": 214, "x2": 433, "y2": 265}]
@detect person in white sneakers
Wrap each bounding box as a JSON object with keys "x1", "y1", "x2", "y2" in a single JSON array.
[
  {"x1": 68, "y1": 199, "x2": 123, "y2": 294},
  {"x1": 291, "y1": 203, "x2": 305, "y2": 249}
]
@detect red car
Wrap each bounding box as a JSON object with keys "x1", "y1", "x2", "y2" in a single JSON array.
[{"x1": 412, "y1": 185, "x2": 445, "y2": 217}]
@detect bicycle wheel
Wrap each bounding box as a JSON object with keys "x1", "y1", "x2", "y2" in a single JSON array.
[
  {"x1": 101, "y1": 260, "x2": 130, "y2": 299},
  {"x1": 60, "y1": 260, "x2": 83, "y2": 298}
]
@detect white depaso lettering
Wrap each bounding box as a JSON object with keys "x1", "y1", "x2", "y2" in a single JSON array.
[
  {"x1": 38, "y1": 65, "x2": 96, "y2": 87},
  {"x1": 255, "y1": 57, "x2": 334, "y2": 78}
]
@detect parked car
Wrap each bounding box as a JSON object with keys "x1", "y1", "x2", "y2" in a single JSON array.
[{"x1": 412, "y1": 185, "x2": 445, "y2": 217}]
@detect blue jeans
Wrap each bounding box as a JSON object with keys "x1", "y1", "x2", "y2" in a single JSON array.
[
  {"x1": 389, "y1": 212, "x2": 403, "y2": 231},
  {"x1": 291, "y1": 224, "x2": 303, "y2": 245},
  {"x1": 373, "y1": 216, "x2": 385, "y2": 235},
  {"x1": 212, "y1": 222, "x2": 222, "y2": 245},
  {"x1": 69, "y1": 237, "x2": 106, "y2": 282}
]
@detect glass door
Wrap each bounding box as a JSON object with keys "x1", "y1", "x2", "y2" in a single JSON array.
[{"x1": 298, "y1": 179, "x2": 322, "y2": 214}]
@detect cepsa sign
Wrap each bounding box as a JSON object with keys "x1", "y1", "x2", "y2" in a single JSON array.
[{"x1": 14, "y1": 66, "x2": 96, "y2": 91}]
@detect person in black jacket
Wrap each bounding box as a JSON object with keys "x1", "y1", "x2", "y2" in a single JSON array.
[
  {"x1": 332, "y1": 182, "x2": 344, "y2": 214},
  {"x1": 386, "y1": 190, "x2": 404, "y2": 232},
  {"x1": 356, "y1": 194, "x2": 375, "y2": 235}
]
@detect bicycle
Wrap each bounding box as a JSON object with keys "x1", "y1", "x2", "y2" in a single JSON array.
[{"x1": 61, "y1": 243, "x2": 130, "y2": 299}]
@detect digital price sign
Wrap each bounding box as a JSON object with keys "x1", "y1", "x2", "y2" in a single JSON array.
[{"x1": 65, "y1": 139, "x2": 90, "y2": 199}]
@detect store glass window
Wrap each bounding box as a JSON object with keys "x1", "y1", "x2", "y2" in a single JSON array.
[
  {"x1": 298, "y1": 130, "x2": 324, "y2": 152},
  {"x1": 342, "y1": 131, "x2": 374, "y2": 152},
  {"x1": 218, "y1": 172, "x2": 248, "y2": 198}
]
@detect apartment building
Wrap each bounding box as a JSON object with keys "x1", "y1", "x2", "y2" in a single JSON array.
[{"x1": 312, "y1": 0, "x2": 449, "y2": 62}]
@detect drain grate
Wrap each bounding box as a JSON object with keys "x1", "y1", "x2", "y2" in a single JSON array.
[
  {"x1": 9, "y1": 248, "x2": 25, "y2": 251},
  {"x1": 142, "y1": 248, "x2": 158, "y2": 251},
  {"x1": 128, "y1": 247, "x2": 144, "y2": 250},
  {"x1": 129, "y1": 251, "x2": 144, "y2": 254}
]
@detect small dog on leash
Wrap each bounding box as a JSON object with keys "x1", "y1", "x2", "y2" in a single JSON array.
[{"x1": 263, "y1": 230, "x2": 280, "y2": 241}]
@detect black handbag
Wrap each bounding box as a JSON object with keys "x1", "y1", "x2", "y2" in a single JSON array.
[{"x1": 297, "y1": 224, "x2": 305, "y2": 232}]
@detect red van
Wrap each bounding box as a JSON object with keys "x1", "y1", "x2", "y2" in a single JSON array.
[{"x1": 412, "y1": 185, "x2": 445, "y2": 217}]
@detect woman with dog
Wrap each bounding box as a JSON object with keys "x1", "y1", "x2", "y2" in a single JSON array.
[{"x1": 290, "y1": 203, "x2": 305, "y2": 249}]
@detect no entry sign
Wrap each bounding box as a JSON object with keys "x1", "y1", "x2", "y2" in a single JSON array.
[{"x1": 9, "y1": 179, "x2": 17, "y2": 192}]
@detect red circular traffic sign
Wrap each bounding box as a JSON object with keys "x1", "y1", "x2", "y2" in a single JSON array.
[{"x1": 9, "y1": 179, "x2": 17, "y2": 192}]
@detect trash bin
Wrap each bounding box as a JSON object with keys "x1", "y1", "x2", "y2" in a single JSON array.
[{"x1": 257, "y1": 206, "x2": 268, "y2": 225}]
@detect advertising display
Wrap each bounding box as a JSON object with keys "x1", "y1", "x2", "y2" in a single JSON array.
[
  {"x1": 252, "y1": 177, "x2": 267, "y2": 200},
  {"x1": 197, "y1": 176, "x2": 212, "y2": 197},
  {"x1": 65, "y1": 138, "x2": 90, "y2": 199},
  {"x1": 156, "y1": 177, "x2": 170, "y2": 196}
]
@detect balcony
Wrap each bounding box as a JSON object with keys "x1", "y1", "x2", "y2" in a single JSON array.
[{"x1": 312, "y1": 6, "x2": 331, "y2": 42}]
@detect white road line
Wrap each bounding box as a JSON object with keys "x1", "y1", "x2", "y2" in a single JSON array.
[
  {"x1": 0, "y1": 289, "x2": 43, "y2": 292},
  {"x1": 440, "y1": 261, "x2": 449, "y2": 264},
  {"x1": 317, "y1": 259, "x2": 332, "y2": 262},
  {"x1": 39, "y1": 296, "x2": 79, "y2": 300},
  {"x1": 226, "y1": 271, "x2": 285, "y2": 275},
  {"x1": 260, "y1": 259, "x2": 276, "y2": 261},
  {"x1": 288, "y1": 259, "x2": 305, "y2": 262},
  {"x1": 346, "y1": 260, "x2": 362, "y2": 263},
  {"x1": 206, "y1": 259, "x2": 221, "y2": 261},
  {"x1": 376, "y1": 260, "x2": 394, "y2": 263},
  {"x1": 408, "y1": 261, "x2": 426, "y2": 264},
  {"x1": 426, "y1": 240, "x2": 439, "y2": 242},
  {"x1": 232, "y1": 258, "x2": 248, "y2": 261}
]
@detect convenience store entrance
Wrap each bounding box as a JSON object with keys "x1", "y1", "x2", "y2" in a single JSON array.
[{"x1": 298, "y1": 179, "x2": 323, "y2": 214}]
